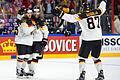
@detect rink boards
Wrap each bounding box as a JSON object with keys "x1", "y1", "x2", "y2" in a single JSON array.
[{"x1": 0, "y1": 34, "x2": 120, "y2": 60}]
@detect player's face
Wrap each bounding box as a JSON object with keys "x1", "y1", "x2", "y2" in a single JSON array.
[
  {"x1": 26, "y1": 12, "x2": 32, "y2": 18},
  {"x1": 34, "y1": 11, "x2": 40, "y2": 18}
]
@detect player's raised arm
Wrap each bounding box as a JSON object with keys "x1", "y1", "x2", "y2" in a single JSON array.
[
  {"x1": 62, "y1": 13, "x2": 81, "y2": 23},
  {"x1": 77, "y1": 0, "x2": 106, "y2": 18},
  {"x1": 53, "y1": 0, "x2": 106, "y2": 22},
  {"x1": 98, "y1": 0, "x2": 106, "y2": 15},
  {"x1": 53, "y1": 6, "x2": 82, "y2": 23}
]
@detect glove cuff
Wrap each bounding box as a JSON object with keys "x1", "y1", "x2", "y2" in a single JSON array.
[{"x1": 42, "y1": 38, "x2": 48, "y2": 43}]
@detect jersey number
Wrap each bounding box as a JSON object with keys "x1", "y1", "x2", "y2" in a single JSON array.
[{"x1": 87, "y1": 16, "x2": 100, "y2": 29}]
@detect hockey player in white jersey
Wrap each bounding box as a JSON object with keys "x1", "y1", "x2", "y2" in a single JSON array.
[
  {"x1": 25, "y1": 7, "x2": 49, "y2": 78},
  {"x1": 15, "y1": 9, "x2": 36, "y2": 78},
  {"x1": 54, "y1": 0, "x2": 106, "y2": 80}
]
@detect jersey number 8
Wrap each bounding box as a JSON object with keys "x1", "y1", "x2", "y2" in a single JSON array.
[{"x1": 87, "y1": 16, "x2": 100, "y2": 29}]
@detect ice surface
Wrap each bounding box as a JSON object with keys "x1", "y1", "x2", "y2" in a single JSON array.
[{"x1": 0, "y1": 58, "x2": 120, "y2": 80}]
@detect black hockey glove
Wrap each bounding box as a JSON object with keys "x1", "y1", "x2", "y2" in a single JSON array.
[
  {"x1": 16, "y1": 19, "x2": 22, "y2": 25},
  {"x1": 64, "y1": 29, "x2": 71, "y2": 36},
  {"x1": 52, "y1": 7, "x2": 64, "y2": 18},
  {"x1": 36, "y1": 19, "x2": 45, "y2": 27},
  {"x1": 41, "y1": 38, "x2": 48, "y2": 47},
  {"x1": 26, "y1": 19, "x2": 33, "y2": 26},
  {"x1": 18, "y1": 8, "x2": 26, "y2": 15}
]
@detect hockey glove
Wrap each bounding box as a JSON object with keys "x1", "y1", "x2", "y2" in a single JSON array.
[
  {"x1": 18, "y1": 8, "x2": 26, "y2": 15},
  {"x1": 36, "y1": 19, "x2": 45, "y2": 28},
  {"x1": 41, "y1": 38, "x2": 48, "y2": 47},
  {"x1": 52, "y1": 7, "x2": 64, "y2": 18},
  {"x1": 16, "y1": 19, "x2": 22, "y2": 25},
  {"x1": 26, "y1": 19, "x2": 33, "y2": 26},
  {"x1": 64, "y1": 29, "x2": 71, "y2": 36}
]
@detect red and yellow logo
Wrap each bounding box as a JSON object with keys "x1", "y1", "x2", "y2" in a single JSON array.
[{"x1": 0, "y1": 39, "x2": 16, "y2": 53}]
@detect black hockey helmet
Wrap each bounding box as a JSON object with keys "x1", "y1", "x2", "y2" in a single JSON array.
[
  {"x1": 18, "y1": 6, "x2": 26, "y2": 15},
  {"x1": 82, "y1": 2, "x2": 91, "y2": 12}
]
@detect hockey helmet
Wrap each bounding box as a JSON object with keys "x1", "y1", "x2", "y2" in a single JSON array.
[
  {"x1": 82, "y1": 2, "x2": 91, "y2": 12},
  {"x1": 26, "y1": 8, "x2": 33, "y2": 18}
]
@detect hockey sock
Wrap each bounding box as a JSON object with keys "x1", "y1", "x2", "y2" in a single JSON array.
[
  {"x1": 16, "y1": 61, "x2": 23, "y2": 71},
  {"x1": 28, "y1": 59, "x2": 38, "y2": 74},
  {"x1": 21, "y1": 61, "x2": 26, "y2": 70},
  {"x1": 16, "y1": 57, "x2": 24, "y2": 74},
  {"x1": 16, "y1": 55, "x2": 25, "y2": 70},
  {"x1": 79, "y1": 58, "x2": 86, "y2": 74},
  {"x1": 22, "y1": 54, "x2": 31, "y2": 70},
  {"x1": 92, "y1": 57, "x2": 103, "y2": 73},
  {"x1": 28, "y1": 53, "x2": 39, "y2": 72}
]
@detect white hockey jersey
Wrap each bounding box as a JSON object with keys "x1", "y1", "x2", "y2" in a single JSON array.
[
  {"x1": 15, "y1": 22, "x2": 35, "y2": 46},
  {"x1": 33, "y1": 25, "x2": 49, "y2": 41},
  {"x1": 62, "y1": 1, "x2": 106, "y2": 41}
]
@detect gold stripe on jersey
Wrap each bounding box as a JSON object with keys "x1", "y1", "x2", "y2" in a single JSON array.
[
  {"x1": 86, "y1": 12, "x2": 96, "y2": 16},
  {"x1": 39, "y1": 27, "x2": 47, "y2": 30},
  {"x1": 86, "y1": 9, "x2": 102, "y2": 17},
  {"x1": 75, "y1": 17, "x2": 81, "y2": 21}
]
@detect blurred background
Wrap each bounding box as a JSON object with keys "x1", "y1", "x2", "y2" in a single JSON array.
[{"x1": 0, "y1": 0, "x2": 113, "y2": 35}]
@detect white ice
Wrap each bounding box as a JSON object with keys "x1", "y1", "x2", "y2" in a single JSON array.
[{"x1": 0, "y1": 57, "x2": 120, "y2": 80}]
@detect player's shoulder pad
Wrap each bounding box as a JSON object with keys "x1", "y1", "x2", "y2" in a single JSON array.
[{"x1": 20, "y1": 22, "x2": 28, "y2": 27}]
